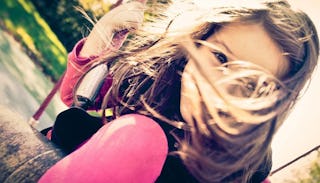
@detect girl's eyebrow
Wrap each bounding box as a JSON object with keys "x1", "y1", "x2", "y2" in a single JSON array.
[
  {"x1": 211, "y1": 40, "x2": 234, "y2": 55},
  {"x1": 209, "y1": 39, "x2": 238, "y2": 60},
  {"x1": 195, "y1": 39, "x2": 237, "y2": 60}
]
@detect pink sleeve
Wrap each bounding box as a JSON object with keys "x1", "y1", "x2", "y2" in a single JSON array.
[
  {"x1": 39, "y1": 114, "x2": 168, "y2": 183},
  {"x1": 60, "y1": 29, "x2": 130, "y2": 108},
  {"x1": 59, "y1": 41, "x2": 114, "y2": 108},
  {"x1": 60, "y1": 38, "x2": 92, "y2": 107}
]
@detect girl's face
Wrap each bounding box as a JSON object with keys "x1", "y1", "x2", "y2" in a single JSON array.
[
  {"x1": 182, "y1": 22, "x2": 290, "y2": 85},
  {"x1": 180, "y1": 22, "x2": 289, "y2": 126}
]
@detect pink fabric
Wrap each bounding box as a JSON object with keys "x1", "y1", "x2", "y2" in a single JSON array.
[
  {"x1": 262, "y1": 178, "x2": 271, "y2": 183},
  {"x1": 59, "y1": 39, "x2": 113, "y2": 108},
  {"x1": 60, "y1": 29, "x2": 129, "y2": 108},
  {"x1": 39, "y1": 114, "x2": 168, "y2": 183}
]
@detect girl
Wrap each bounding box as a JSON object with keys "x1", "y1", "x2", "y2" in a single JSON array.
[{"x1": 42, "y1": 0, "x2": 319, "y2": 182}]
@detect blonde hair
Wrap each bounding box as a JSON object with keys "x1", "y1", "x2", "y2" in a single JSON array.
[{"x1": 78, "y1": 0, "x2": 319, "y2": 182}]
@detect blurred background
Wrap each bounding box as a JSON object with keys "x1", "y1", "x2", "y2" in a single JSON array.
[
  {"x1": 270, "y1": 1, "x2": 320, "y2": 182},
  {"x1": 0, "y1": 0, "x2": 319, "y2": 182}
]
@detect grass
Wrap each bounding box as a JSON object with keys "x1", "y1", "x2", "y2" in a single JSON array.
[{"x1": 0, "y1": 0, "x2": 67, "y2": 81}]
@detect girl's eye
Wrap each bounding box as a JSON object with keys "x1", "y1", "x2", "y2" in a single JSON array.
[{"x1": 213, "y1": 52, "x2": 228, "y2": 64}]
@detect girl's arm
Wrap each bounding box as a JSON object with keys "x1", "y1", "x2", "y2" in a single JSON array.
[{"x1": 60, "y1": 2, "x2": 145, "y2": 107}]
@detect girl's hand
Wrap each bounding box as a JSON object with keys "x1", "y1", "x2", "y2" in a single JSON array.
[
  {"x1": 100, "y1": 2, "x2": 145, "y2": 33},
  {"x1": 80, "y1": 2, "x2": 145, "y2": 57}
]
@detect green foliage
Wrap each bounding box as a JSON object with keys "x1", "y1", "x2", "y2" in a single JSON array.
[
  {"x1": 79, "y1": 0, "x2": 112, "y2": 17},
  {"x1": 0, "y1": 0, "x2": 67, "y2": 81},
  {"x1": 309, "y1": 163, "x2": 320, "y2": 182},
  {"x1": 30, "y1": 0, "x2": 97, "y2": 52},
  {"x1": 299, "y1": 152, "x2": 320, "y2": 183}
]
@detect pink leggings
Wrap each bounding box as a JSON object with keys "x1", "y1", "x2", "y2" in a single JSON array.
[{"x1": 39, "y1": 114, "x2": 168, "y2": 183}]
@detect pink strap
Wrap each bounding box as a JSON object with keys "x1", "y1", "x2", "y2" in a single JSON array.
[{"x1": 39, "y1": 114, "x2": 168, "y2": 183}]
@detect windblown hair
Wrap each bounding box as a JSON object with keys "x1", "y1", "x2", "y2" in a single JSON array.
[{"x1": 77, "y1": 0, "x2": 319, "y2": 182}]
